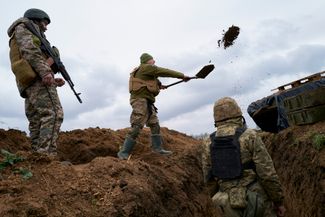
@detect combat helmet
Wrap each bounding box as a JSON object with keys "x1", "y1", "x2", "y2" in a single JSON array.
[
  {"x1": 24, "y1": 8, "x2": 51, "y2": 24},
  {"x1": 213, "y1": 97, "x2": 242, "y2": 122}
]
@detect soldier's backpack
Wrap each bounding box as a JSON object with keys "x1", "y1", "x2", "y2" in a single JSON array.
[{"x1": 210, "y1": 127, "x2": 249, "y2": 180}]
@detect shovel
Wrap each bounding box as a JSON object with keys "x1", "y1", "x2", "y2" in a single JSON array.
[{"x1": 164, "y1": 64, "x2": 215, "y2": 88}]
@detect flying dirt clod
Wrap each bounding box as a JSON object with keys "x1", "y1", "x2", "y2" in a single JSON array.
[{"x1": 218, "y1": 25, "x2": 240, "y2": 49}]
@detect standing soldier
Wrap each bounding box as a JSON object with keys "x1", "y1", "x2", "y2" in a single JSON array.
[
  {"x1": 201, "y1": 97, "x2": 286, "y2": 217},
  {"x1": 118, "y1": 53, "x2": 190, "y2": 160},
  {"x1": 7, "y1": 8, "x2": 64, "y2": 155}
]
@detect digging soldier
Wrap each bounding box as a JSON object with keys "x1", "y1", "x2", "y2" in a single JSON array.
[
  {"x1": 201, "y1": 97, "x2": 286, "y2": 217},
  {"x1": 8, "y1": 9, "x2": 64, "y2": 154},
  {"x1": 118, "y1": 53, "x2": 190, "y2": 160}
]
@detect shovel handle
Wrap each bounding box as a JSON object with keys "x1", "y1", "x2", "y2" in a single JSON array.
[
  {"x1": 164, "y1": 76, "x2": 196, "y2": 88},
  {"x1": 164, "y1": 64, "x2": 214, "y2": 89}
]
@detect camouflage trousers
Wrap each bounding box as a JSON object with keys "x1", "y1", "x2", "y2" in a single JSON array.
[
  {"x1": 127, "y1": 98, "x2": 160, "y2": 140},
  {"x1": 212, "y1": 182, "x2": 277, "y2": 217},
  {"x1": 25, "y1": 80, "x2": 63, "y2": 154}
]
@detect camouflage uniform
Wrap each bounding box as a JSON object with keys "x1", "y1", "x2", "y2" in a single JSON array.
[
  {"x1": 8, "y1": 16, "x2": 63, "y2": 153},
  {"x1": 129, "y1": 98, "x2": 159, "y2": 135},
  {"x1": 128, "y1": 63, "x2": 184, "y2": 136},
  {"x1": 118, "y1": 55, "x2": 185, "y2": 159},
  {"x1": 201, "y1": 98, "x2": 284, "y2": 217}
]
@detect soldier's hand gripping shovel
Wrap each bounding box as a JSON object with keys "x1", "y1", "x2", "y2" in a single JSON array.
[{"x1": 164, "y1": 64, "x2": 215, "y2": 88}]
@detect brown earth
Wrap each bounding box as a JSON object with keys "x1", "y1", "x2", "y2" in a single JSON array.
[
  {"x1": 0, "y1": 122, "x2": 324, "y2": 217},
  {"x1": 218, "y1": 25, "x2": 240, "y2": 49},
  {"x1": 261, "y1": 121, "x2": 325, "y2": 217},
  {"x1": 0, "y1": 127, "x2": 220, "y2": 217}
]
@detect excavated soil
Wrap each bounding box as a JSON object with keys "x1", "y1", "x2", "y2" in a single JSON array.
[
  {"x1": 0, "y1": 127, "x2": 220, "y2": 217},
  {"x1": 261, "y1": 121, "x2": 325, "y2": 217},
  {"x1": 218, "y1": 25, "x2": 240, "y2": 49},
  {"x1": 0, "y1": 122, "x2": 324, "y2": 217}
]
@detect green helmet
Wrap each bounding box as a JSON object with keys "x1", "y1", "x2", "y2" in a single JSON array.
[
  {"x1": 213, "y1": 97, "x2": 242, "y2": 122},
  {"x1": 24, "y1": 8, "x2": 51, "y2": 24}
]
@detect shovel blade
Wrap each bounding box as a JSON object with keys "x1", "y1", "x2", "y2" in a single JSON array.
[{"x1": 196, "y1": 64, "x2": 215, "y2": 78}]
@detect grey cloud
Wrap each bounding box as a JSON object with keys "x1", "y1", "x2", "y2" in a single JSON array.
[
  {"x1": 250, "y1": 19, "x2": 299, "y2": 52},
  {"x1": 155, "y1": 43, "x2": 325, "y2": 123},
  {"x1": 2, "y1": 1, "x2": 325, "y2": 135},
  {"x1": 0, "y1": 50, "x2": 10, "y2": 67},
  {"x1": 56, "y1": 57, "x2": 128, "y2": 120},
  {"x1": 287, "y1": 45, "x2": 325, "y2": 72}
]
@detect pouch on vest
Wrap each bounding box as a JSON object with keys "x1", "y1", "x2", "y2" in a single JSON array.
[
  {"x1": 9, "y1": 35, "x2": 37, "y2": 89},
  {"x1": 210, "y1": 128, "x2": 245, "y2": 180},
  {"x1": 228, "y1": 187, "x2": 247, "y2": 209},
  {"x1": 129, "y1": 71, "x2": 160, "y2": 95}
]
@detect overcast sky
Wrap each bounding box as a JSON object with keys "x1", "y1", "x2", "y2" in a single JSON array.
[{"x1": 1, "y1": 0, "x2": 325, "y2": 135}]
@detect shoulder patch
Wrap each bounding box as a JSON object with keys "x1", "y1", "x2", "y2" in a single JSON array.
[{"x1": 32, "y1": 35, "x2": 41, "y2": 47}]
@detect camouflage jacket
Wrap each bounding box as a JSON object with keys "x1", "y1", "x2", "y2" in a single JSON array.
[
  {"x1": 201, "y1": 117, "x2": 284, "y2": 205},
  {"x1": 130, "y1": 64, "x2": 184, "y2": 103},
  {"x1": 7, "y1": 18, "x2": 52, "y2": 95}
]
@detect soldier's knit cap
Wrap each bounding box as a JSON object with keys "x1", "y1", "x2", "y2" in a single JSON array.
[
  {"x1": 140, "y1": 53, "x2": 153, "y2": 64},
  {"x1": 24, "y1": 8, "x2": 51, "y2": 24}
]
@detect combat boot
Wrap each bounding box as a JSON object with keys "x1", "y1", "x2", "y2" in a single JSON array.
[
  {"x1": 151, "y1": 134, "x2": 172, "y2": 155},
  {"x1": 117, "y1": 137, "x2": 136, "y2": 160}
]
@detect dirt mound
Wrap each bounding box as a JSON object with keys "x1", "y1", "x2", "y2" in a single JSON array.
[
  {"x1": 0, "y1": 129, "x2": 30, "y2": 153},
  {"x1": 261, "y1": 121, "x2": 325, "y2": 217},
  {"x1": 0, "y1": 127, "x2": 220, "y2": 217},
  {"x1": 0, "y1": 122, "x2": 324, "y2": 217}
]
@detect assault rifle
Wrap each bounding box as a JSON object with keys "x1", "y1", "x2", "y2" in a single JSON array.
[{"x1": 25, "y1": 21, "x2": 82, "y2": 103}]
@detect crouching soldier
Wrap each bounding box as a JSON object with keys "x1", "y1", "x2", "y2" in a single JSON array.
[{"x1": 201, "y1": 97, "x2": 286, "y2": 217}]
